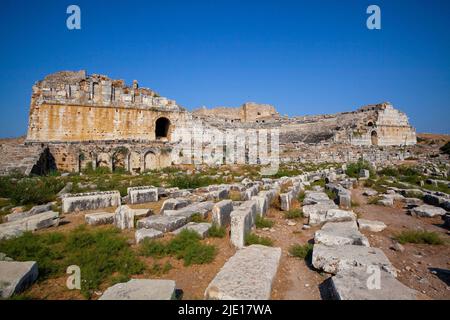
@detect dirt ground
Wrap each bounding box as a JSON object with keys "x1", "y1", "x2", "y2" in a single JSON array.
[
  {"x1": 16, "y1": 185, "x2": 450, "y2": 300},
  {"x1": 352, "y1": 188, "x2": 450, "y2": 300}
]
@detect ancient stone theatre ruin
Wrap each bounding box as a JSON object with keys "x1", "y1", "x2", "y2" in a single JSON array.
[{"x1": 1, "y1": 70, "x2": 417, "y2": 175}]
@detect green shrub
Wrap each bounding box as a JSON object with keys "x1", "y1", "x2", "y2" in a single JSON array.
[
  {"x1": 190, "y1": 213, "x2": 206, "y2": 223},
  {"x1": 255, "y1": 216, "x2": 274, "y2": 229},
  {"x1": 168, "y1": 174, "x2": 221, "y2": 189},
  {"x1": 149, "y1": 262, "x2": 173, "y2": 275},
  {"x1": 1, "y1": 177, "x2": 65, "y2": 205},
  {"x1": 289, "y1": 243, "x2": 313, "y2": 260},
  {"x1": 284, "y1": 209, "x2": 303, "y2": 219},
  {"x1": 394, "y1": 230, "x2": 444, "y2": 245},
  {"x1": 346, "y1": 160, "x2": 374, "y2": 178},
  {"x1": 0, "y1": 226, "x2": 145, "y2": 299},
  {"x1": 245, "y1": 233, "x2": 273, "y2": 246},
  {"x1": 208, "y1": 224, "x2": 226, "y2": 238},
  {"x1": 139, "y1": 230, "x2": 217, "y2": 266},
  {"x1": 297, "y1": 191, "x2": 306, "y2": 203},
  {"x1": 139, "y1": 239, "x2": 169, "y2": 258}
]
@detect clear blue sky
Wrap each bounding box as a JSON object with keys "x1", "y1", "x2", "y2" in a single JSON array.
[{"x1": 0, "y1": 0, "x2": 449, "y2": 137}]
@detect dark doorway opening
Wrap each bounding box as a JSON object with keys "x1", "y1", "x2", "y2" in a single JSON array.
[{"x1": 155, "y1": 117, "x2": 170, "y2": 139}]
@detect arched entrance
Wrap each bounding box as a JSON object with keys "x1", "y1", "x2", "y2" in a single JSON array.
[
  {"x1": 144, "y1": 151, "x2": 158, "y2": 171},
  {"x1": 155, "y1": 117, "x2": 170, "y2": 140},
  {"x1": 371, "y1": 131, "x2": 378, "y2": 146}
]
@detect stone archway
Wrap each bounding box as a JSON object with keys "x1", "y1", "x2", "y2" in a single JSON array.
[
  {"x1": 371, "y1": 131, "x2": 378, "y2": 146},
  {"x1": 112, "y1": 147, "x2": 129, "y2": 173},
  {"x1": 155, "y1": 117, "x2": 170, "y2": 140},
  {"x1": 144, "y1": 151, "x2": 158, "y2": 171},
  {"x1": 128, "y1": 151, "x2": 141, "y2": 174}
]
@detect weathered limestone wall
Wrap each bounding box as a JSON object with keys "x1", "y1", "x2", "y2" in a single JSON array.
[{"x1": 27, "y1": 103, "x2": 187, "y2": 142}]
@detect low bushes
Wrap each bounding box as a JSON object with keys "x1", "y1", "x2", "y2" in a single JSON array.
[
  {"x1": 0, "y1": 226, "x2": 145, "y2": 299},
  {"x1": 244, "y1": 233, "x2": 273, "y2": 246},
  {"x1": 289, "y1": 243, "x2": 313, "y2": 260},
  {"x1": 255, "y1": 216, "x2": 274, "y2": 229},
  {"x1": 208, "y1": 224, "x2": 226, "y2": 238},
  {"x1": 394, "y1": 230, "x2": 444, "y2": 245},
  {"x1": 284, "y1": 209, "x2": 303, "y2": 219},
  {"x1": 139, "y1": 230, "x2": 217, "y2": 266}
]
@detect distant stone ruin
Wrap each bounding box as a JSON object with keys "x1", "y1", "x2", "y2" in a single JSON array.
[{"x1": 0, "y1": 70, "x2": 417, "y2": 175}]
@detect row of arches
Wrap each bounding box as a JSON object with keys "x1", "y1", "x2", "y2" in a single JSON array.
[{"x1": 79, "y1": 148, "x2": 171, "y2": 174}]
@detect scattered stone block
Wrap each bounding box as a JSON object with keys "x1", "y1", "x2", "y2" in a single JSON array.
[
  {"x1": 212, "y1": 200, "x2": 233, "y2": 227},
  {"x1": 363, "y1": 189, "x2": 378, "y2": 197},
  {"x1": 172, "y1": 222, "x2": 212, "y2": 239},
  {"x1": 135, "y1": 228, "x2": 164, "y2": 243},
  {"x1": 359, "y1": 169, "x2": 370, "y2": 179},
  {"x1": 62, "y1": 191, "x2": 121, "y2": 213},
  {"x1": 230, "y1": 206, "x2": 254, "y2": 249},
  {"x1": 85, "y1": 212, "x2": 115, "y2": 226},
  {"x1": 164, "y1": 201, "x2": 214, "y2": 219},
  {"x1": 325, "y1": 209, "x2": 356, "y2": 223},
  {"x1": 378, "y1": 196, "x2": 394, "y2": 207},
  {"x1": 358, "y1": 219, "x2": 387, "y2": 232},
  {"x1": 411, "y1": 204, "x2": 446, "y2": 217},
  {"x1": 0, "y1": 261, "x2": 38, "y2": 298},
  {"x1": 127, "y1": 186, "x2": 158, "y2": 204},
  {"x1": 159, "y1": 198, "x2": 190, "y2": 214},
  {"x1": 303, "y1": 191, "x2": 330, "y2": 205},
  {"x1": 252, "y1": 195, "x2": 269, "y2": 217},
  {"x1": 314, "y1": 221, "x2": 369, "y2": 247},
  {"x1": 137, "y1": 215, "x2": 187, "y2": 232},
  {"x1": 0, "y1": 211, "x2": 59, "y2": 241},
  {"x1": 114, "y1": 205, "x2": 135, "y2": 230},
  {"x1": 330, "y1": 269, "x2": 419, "y2": 300},
  {"x1": 312, "y1": 244, "x2": 397, "y2": 277},
  {"x1": 338, "y1": 194, "x2": 351, "y2": 210},
  {"x1": 204, "y1": 245, "x2": 281, "y2": 300},
  {"x1": 4, "y1": 203, "x2": 53, "y2": 223},
  {"x1": 99, "y1": 279, "x2": 176, "y2": 300}
]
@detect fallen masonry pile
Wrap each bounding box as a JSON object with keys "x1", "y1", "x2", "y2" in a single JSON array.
[
  {"x1": 0, "y1": 211, "x2": 59, "y2": 240},
  {"x1": 311, "y1": 210, "x2": 420, "y2": 299}
]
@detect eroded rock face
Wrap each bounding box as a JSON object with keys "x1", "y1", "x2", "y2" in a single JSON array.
[
  {"x1": 0, "y1": 261, "x2": 39, "y2": 298},
  {"x1": 204, "y1": 245, "x2": 281, "y2": 300},
  {"x1": 99, "y1": 279, "x2": 176, "y2": 300}
]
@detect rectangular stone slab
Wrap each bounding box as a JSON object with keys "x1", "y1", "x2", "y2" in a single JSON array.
[
  {"x1": 330, "y1": 269, "x2": 419, "y2": 300},
  {"x1": 85, "y1": 212, "x2": 115, "y2": 226},
  {"x1": 314, "y1": 221, "x2": 369, "y2": 247},
  {"x1": 136, "y1": 215, "x2": 187, "y2": 232},
  {"x1": 312, "y1": 244, "x2": 397, "y2": 277},
  {"x1": 0, "y1": 261, "x2": 38, "y2": 298},
  {"x1": 204, "y1": 245, "x2": 281, "y2": 300},
  {"x1": 99, "y1": 279, "x2": 176, "y2": 300}
]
